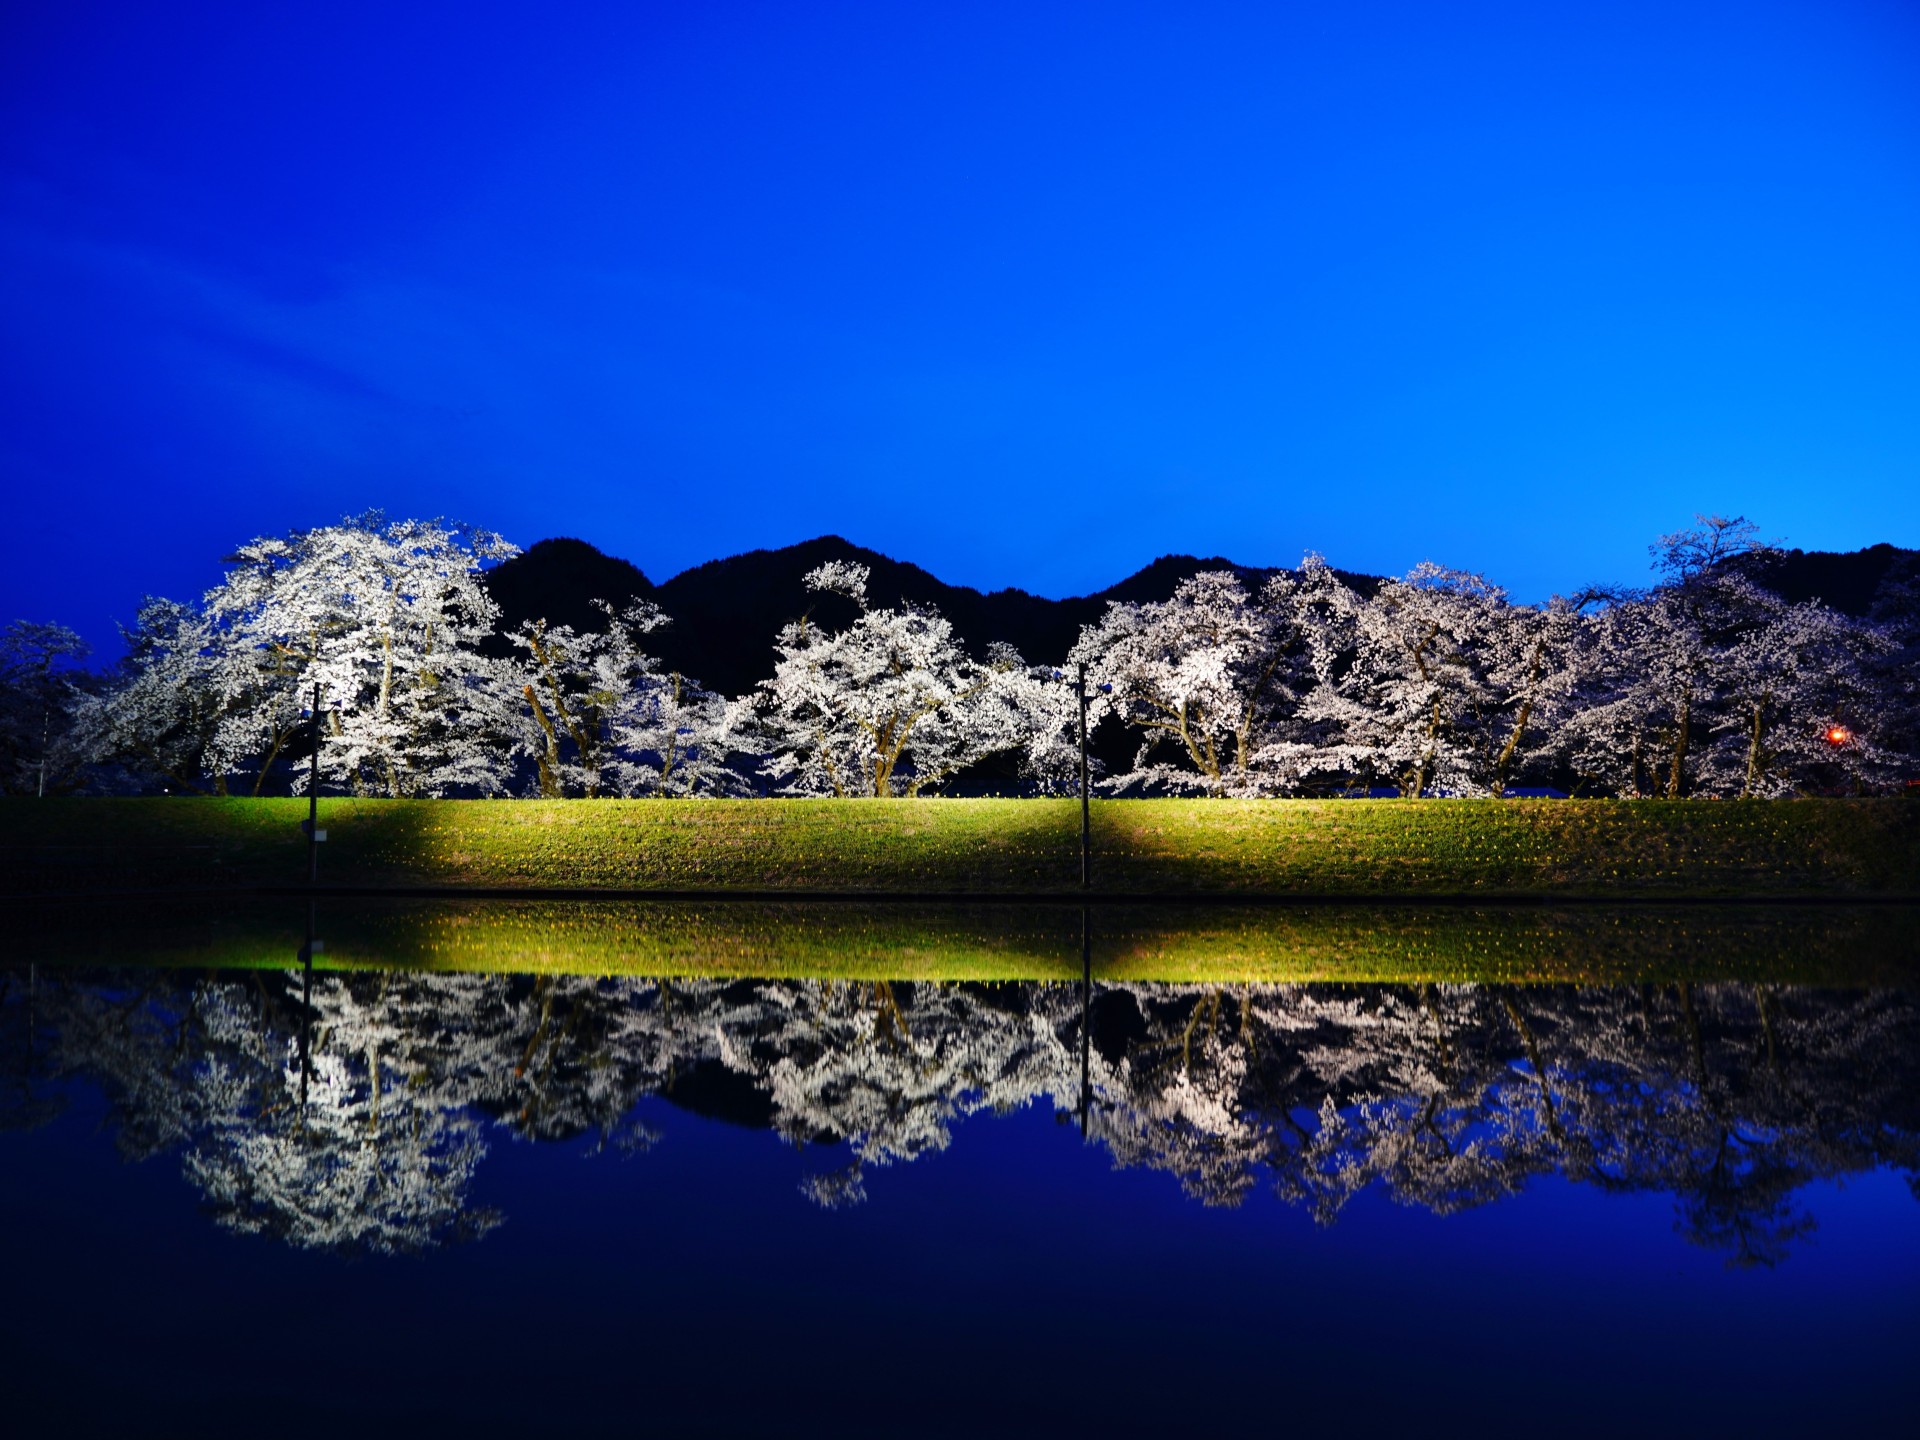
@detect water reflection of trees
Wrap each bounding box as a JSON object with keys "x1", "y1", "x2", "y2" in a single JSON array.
[
  {"x1": 1099, "y1": 983, "x2": 1920, "y2": 1265},
  {"x1": 0, "y1": 966, "x2": 65, "y2": 1135},
  {"x1": 3, "y1": 968, "x2": 1914, "y2": 1263}
]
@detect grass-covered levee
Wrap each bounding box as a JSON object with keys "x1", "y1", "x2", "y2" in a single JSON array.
[{"x1": 3, "y1": 796, "x2": 1917, "y2": 899}]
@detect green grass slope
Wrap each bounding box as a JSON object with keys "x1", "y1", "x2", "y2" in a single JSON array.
[{"x1": 3, "y1": 796, "x2": 1917, "y2": 898}]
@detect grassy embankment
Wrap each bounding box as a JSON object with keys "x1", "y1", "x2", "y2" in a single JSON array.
[{"x1": 3, "y1": 795, "x2": 1917, "y2": 899}]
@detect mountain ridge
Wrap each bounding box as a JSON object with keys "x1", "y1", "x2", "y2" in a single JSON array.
[
  {"x1": 485, "y1": 534, "x2": 1339, "y2": 696},
  {"x1": 483, "y1": 534, "x2": 1914, "y2": 697}
]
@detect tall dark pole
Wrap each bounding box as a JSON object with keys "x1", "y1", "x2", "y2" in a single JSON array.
[
  {"x1": 1076, "y1": 663, "x2": 1090, "y2": 891},
  {"x1": 306, "y1": 683, "x2": 321, "y2": 886}
]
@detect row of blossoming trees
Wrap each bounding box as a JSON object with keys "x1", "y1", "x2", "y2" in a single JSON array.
[{"x1": 5, "y1": 511, "x2": 1915, "y2": 799}]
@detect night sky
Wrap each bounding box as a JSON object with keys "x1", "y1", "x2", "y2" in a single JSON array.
[{"x1": 5, "y1": 1, "x2": 1918, "y2": 659}]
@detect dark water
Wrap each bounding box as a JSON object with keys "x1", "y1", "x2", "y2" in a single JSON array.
[{"x1": 3, "y1": 904, "x2": 1917, "y2": 1437}]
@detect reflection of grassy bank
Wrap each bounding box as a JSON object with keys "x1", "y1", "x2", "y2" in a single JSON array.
[
  {"x1": 13, "y1": 896, "x2": 1920, "y2": 986},
  {"x1": 4, "y1": 796, "x2": 1919, "y2": 898}
]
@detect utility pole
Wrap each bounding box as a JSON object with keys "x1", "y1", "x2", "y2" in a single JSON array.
[
  {"x1": 303, "y1": 684, "x2": 325, "y2": 885},
  {"x1": 1077, "y1": 662, "x2": 1091, "y2": 891}
]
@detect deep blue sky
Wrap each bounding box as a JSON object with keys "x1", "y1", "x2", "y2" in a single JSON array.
[{"x1": 5, "y1": 0, "x2": 1919, "y2": 657}]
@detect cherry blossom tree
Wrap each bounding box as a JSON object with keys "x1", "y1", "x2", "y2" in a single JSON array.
[
  {"x1": 758, "y1": 561, "x2": 1042, "y2": 796},
  {"x1": 509, "y1": 600, "x2": 745, "y2": 796},
  {"x1": 610, "y1": 671, "x2": 760, "y2": 797},
  {"x1": 512, "y1": 598, "x2": 769, "y2": 798},
  {"x1": 1705, "y1": 595, "x2": 1893, "y2": 796},
  {"x1": 1562, "y1": 592, "x2": 1669, "y2": 796},
  {"x1": 1068, "y1": 568, "x2": 1313, "y2": 796},
  {"x1": 0, "y1": 620, "x2": 92, "y2": 796},
  {"x1": 1561, "y1": 516, "x2": 1904, "y2": 796},
  {"x1": 1300, "y1": 563, "x2": 1515, "y2": 796},
  {"x1": 203, "y1": 514, "x2": 522, "y2": 797},
  {"x1": 512, "y1": 602, "x2": 668, "y2": 797},
  {"x1": 1631, "y1": 515, "x2": 1774, "y2": 797},
  {"x1": 1470, "y1": 593, "x2": 1593, "y2": 795},
  {"x1": 78, "y1": 598, "x2": 255, "y2": 794}
]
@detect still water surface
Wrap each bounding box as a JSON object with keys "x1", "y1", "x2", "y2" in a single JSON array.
[{"x1": 4, "y1": 901, "x2": 1916, "y2": 1436}]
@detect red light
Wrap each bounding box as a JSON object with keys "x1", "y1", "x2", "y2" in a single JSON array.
[{"x1": 1826, "y1": 726, "x2": 1852, "y2": 745}]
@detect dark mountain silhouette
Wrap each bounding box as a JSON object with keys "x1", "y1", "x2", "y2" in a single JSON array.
[
  {"x1": 486, "y1": 534, "x2": 1366, "y2": 698},
  {"x1": 484, "y1": 533, "x2": 1915, "y2": 699},
  {"x1": 1733, "y1": 542, "x2": 1916, "y2": 618},
  {"x1": 651, "y1": 537, "x2": 1327, "y2": 696},
  {"x1": 483, "y1": 537, "x2": 656, "y2": 636}
]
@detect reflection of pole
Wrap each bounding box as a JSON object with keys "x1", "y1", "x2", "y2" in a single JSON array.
[
  {"x1": 1077, "y1": 663, "x2": 1090, "y2": 891},
  {"x1": 306, "y1": 684, "x2": 321, "y2": 887},
  {"x1": 298, "y1": 900, "x2": 316, "y2": 1111},
  {"x1": 1078, "y1": 905, "x2": 1092, "y2": 1138}
]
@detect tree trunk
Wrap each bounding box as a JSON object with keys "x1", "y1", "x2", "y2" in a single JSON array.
[
  {"x1": 1490, "y1": 637, "x2": 1547, "y2": 796},
  {"x1": 656, "y1": 674, "x2": 685, "y2": 792},
  {"x1": 1667, "y1": 696, "x2": 1691, "y2": 798},
  {"x1": 523, "y1": 684, "x2": 564, "y2": 798},
  {"x1": 250, "y1": 724, "x2": 296, "y2": 797},
  {"x1": 1407, "y1": 696, "x2": 1442, "y2": 797},
  {"x1": 377, "y1": 627, "x2": 400, "y2": 797},
  {"x1": 1741, "y1": 700, "x2": 1764, "y2": 798},
  {"x1": 1231, "y1": 653, "x2": 1285, "y2": 791},
  {"x1": 1489, "y1": 695, "x2": 1532, "y2": 798},
  {"x1": 1176, "y1": 701, "x2": 1223, "y2": 793}
]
